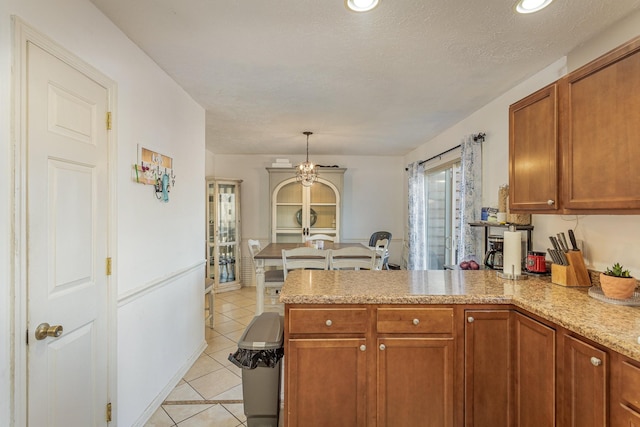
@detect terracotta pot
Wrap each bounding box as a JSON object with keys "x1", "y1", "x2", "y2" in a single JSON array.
[{"x1": 600, "y1": 273, "x2": 637, "y2": 299}]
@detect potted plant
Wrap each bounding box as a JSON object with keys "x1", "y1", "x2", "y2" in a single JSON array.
[{"x1": 600, "y1": 263, "x2": 637, "y2": 299}]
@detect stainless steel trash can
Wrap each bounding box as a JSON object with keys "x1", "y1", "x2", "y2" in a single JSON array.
[{"x1": 228, "y1": 312, "x2": 284, "y2": 427}]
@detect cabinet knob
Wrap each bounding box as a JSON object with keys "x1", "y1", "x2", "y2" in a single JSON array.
[
  {"x1": 412, "y1": 318, "x2": 420, "y2": 326},
  {"x1": 325, "y1": 319, "x2": 332, "y2": 327},
  {"x1": 379, "y1": 344, "x2": 386, "y2": 351},
  {"x1": 467, "y1": 316, "x2": 474, "y2": 323},
  {"x1": 360, "y1": 345, "x2": 366, "y2": 352},
  {"x1": 590, "y1": 357, "x2": 602, "y2": 367},
  {"x1": 547, "y1": 199, "x2": 555, "y2": 205}
]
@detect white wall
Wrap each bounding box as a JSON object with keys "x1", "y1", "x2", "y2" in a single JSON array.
[
  {"x1": 406, "y1": 10, "x2": 640, "y2": 275},
  {"x1": 2, "y1": 1, "x2": 206, "y2": 426},
  {"x1": 209, "y1": 153, "x2": 406, "y2": 265}
]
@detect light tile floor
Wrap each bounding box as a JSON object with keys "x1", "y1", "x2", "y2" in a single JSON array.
[{"x1": 145, "y1": 287, "x2": 282, "y2": 427}]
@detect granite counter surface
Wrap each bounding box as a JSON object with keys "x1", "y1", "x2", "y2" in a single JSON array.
[{"x1": 280, "y1": 269, "x2": 640, "y2": 362}]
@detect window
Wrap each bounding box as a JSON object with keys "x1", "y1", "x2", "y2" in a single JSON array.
[{"x1": 424, "y1": 160, "x2": 461, "y2": 269}]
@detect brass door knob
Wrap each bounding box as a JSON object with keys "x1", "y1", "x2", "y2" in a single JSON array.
[{"x1": 35, "y1": 323, "x2": 63, "y2": 340}]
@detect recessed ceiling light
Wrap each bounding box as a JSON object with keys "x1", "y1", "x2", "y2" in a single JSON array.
[
  {"x1": 515, "y1": 0, "x2": 553, "y2": 14},
  {"x1": 345, "y1": 0, "x2": 380, "y2": 13}
]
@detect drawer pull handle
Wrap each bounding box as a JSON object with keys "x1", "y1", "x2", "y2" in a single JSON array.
[
  {"x1": 360, "y1": 345, "x2": 366, "y2": 352},
  {"x1": 590, "y1": 357, "x2": 602, "y2": 367},
  {"x1": 325, "y1": 319, "x2": 332, "y2": 327},
  {"x1": 467, "y1": 316, "x2": 474, "y2": 323},
  {"x1": 379, "y1": 344, "x2": 386, "y2": 351},
  {"x1": 547, "y1": 199, "x2": 555, "y2": 205},
  {"x1": 412, "y1": 318, "x2": 420, "y2": 325}
]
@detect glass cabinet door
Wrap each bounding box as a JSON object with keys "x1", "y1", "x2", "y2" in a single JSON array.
[
  {"x1": 272, "y1": 177, "x2": 340, "y2": 242},
  {"x1": 207, "y1": 179, "x2": 242, "y2": 292},
  {"x1": 309, "y1": 181, "x2": 337, "y2": 237}
]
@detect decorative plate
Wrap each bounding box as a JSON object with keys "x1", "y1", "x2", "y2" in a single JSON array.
[
  {"x1": 588, "y1": 286, "x2": 640, "y2": 306},
  {"x1": 295, "y1": 208, "x2": 317, "y2": 226}
]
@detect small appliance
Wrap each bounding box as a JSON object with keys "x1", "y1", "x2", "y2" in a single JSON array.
[
  {"x1": 526, "y1": 251, "x2": 547, "y2": 273},
  {"x1": 483, "y1": 235, "x2": 504, "y2": 270}
]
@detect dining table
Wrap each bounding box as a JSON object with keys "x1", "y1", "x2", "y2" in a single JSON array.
[{"x1": 252, "y1": 242, "x2": 375, "y2": 314}]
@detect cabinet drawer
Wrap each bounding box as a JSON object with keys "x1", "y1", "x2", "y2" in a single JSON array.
[
  {"x1": 621, "y1": 361, "x2": 640, "y2": 410},
  {"x1": 377, "y1": 308, "x2": 454, "y2": 334},
  {"x1": 288, "y1": 308, "x2": 368, "y2": 334}
]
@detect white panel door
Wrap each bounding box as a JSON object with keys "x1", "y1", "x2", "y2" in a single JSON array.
[{"x1": 27, "y1": 41, "x2": 110, "y2": 427}]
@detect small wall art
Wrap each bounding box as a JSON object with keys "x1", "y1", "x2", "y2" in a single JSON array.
[{"x1": 132, "y1": 145, "x2": 176, "y2": 202}]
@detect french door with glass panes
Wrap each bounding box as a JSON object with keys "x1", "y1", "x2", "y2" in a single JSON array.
[
  {"x1": 425, "y1": 161, "x2": 461, "y2": 269},
  {"x1": 206, "y1": 178, "x2": 242, "y2": 293}
]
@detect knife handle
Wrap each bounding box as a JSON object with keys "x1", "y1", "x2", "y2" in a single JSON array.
[
  {"x1": 559, "y1": 233, "x2": 570, "y2": 252},
  {"x1": 568, "y1": 229, "x2": 578, "y2": 251}
]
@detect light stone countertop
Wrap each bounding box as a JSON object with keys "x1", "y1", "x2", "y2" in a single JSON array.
[{"x1": 280, "y1": 269, "x2": 640, "y2": 362}]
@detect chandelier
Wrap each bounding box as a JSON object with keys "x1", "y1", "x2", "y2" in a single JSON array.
[{"x1": 296, "y1": 131, "x2": 318, "y2": 187}]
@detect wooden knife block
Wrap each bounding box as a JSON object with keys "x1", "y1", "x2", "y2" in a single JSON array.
[{"x1": 551, "y1": 250, "x2": 591, "y2": 287}]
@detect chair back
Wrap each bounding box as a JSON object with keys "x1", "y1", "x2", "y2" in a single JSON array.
[
  {"x1": 369, "y1": 231, "x2": 392, "y2": 247},
  {"x1": 330, "y1": 246, "x2": 377, "y2": 270},
  {"x1": 373, "y1": 238, "x2": 389, "y2": 270},
  {"x1": 282, "y1": 247, "x2": 330, "y2": 279},
  {"x1": 247, "y1": 239, "x2": 261, "y2": 260},
  {"x1": 305, "y1": 233, "x2": 336, "y2": 242}
]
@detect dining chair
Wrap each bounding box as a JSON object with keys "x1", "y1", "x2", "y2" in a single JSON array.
[
  {"x1": 281, "y1": 247, "x2": 331, "y2": 279},
  {"x1": 248, "y1": 239, "x2": 285, "y2": 313},
  {"x1": 329, "y1": 246, "x2": 377, "y2": 270},
  {"x1": 372, "y1": 238, "x2": 389, "y2": 270},
  {"x1": 369, "y1": 231, "x2": 392, "y2": 269},
  {"x1": 305, "y1": 233, "x2": 336, "y2": 242},
  {"x1": 248, "y1": 239, "x2": 285, "y2": 284}
]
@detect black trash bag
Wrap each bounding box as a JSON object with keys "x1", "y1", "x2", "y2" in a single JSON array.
[{"x1": 228, "y1": 347, "x2": 284, "y2": 370}]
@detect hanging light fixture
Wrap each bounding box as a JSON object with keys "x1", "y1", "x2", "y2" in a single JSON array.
[{"x1": 296, "y1": 131, "x2": 318, "y2": 187}]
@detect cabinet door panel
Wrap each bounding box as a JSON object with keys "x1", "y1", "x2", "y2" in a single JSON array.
[
  {"x1": 514, "y1": 313, "x2": 556, "y2": 427},
  {"x1": 287, "y1": 338, "x2": 367, "y2": 427},
  {"x1": 377, "y1": 338, "x2": 454, "y2": 427},
  {"x1": 562, "y1": 335, "x2": 607, "y2": 427},
  {"x1": 465, "y1": 310, "x2": 512, "y2": 427},
  {"x1": 509, "y1": 83, "x2": 559, "y2": 212},
  {"x1": 561, "y1": 38, "x2": 640, "y2": 211}
]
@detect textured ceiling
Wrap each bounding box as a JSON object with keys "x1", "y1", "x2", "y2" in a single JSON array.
[{"x1": 90, "y1": 0, "x2": 640, "y2": 156}]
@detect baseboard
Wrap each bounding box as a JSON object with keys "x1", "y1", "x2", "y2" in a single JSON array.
[{"x1": 132, "y1": 340, "x2": 207, "y2": 427}]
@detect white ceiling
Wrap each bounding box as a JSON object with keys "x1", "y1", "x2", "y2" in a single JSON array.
[{"x1": 90, "y1": 0, "x2": 640, "y2": 156}]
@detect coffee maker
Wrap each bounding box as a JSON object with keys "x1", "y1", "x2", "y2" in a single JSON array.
[{"x1": 483, "y1": 235, "x2": 504, "y2": 270}]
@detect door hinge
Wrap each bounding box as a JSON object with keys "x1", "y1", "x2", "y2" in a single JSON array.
[
  {"x1": 106, "y1": 402, "x2": 112, "y2": 422},
  {"x1": 26, "y1": 329, "x2": 29, "y2": 345},
  {"x1": 106, "y1": 112, "x2": 112, "y2": 130},
  {"x1": 106, "y1": 257, "x2": 112, "y2": 276}
]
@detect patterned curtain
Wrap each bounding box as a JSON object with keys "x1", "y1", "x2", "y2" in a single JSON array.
[
  {"x1": 407, "y1": 161, "x2": 427, "y2": 270},
  {"x1": 456, "y1": 134, "x2": 483, "y2": 262}
]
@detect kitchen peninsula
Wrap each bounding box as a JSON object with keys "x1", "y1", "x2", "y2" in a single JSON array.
[{"x1": 281, "y1": 269, "x2": 640, "y2": 427}]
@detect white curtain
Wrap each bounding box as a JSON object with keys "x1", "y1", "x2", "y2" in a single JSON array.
[
  {"x1": 407, "y1": 161, "x2": 427, "y2": 270},
  {"x1": 456, "y1": 134, "x2": 483, "y2": 262}
]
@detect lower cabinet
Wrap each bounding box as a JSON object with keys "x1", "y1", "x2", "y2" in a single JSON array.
[
  {"x1": 464, "y1": 310, "x2": 512, "y2": 427},
  {"x1": 513, "y1": 312, "x2": 556, "y2": 427},
  {"x1": 286, "y1": 338, "x2": 367, "y2": 427},
  {"x1": 559, "y1": 334, "x2": 607, "y2": 427},
  {"x1": 377, "y1": 338, "x2": 454, "y2": 427},
  {"x1": 286, "y1": 304, "x2": 621, "y2": 426},
  {"x1": 611, "y1": 356, "x2": 640, "y2": 426},
  {"x1": 285, "y1": 305, "x2": 455, "y2": 427}
]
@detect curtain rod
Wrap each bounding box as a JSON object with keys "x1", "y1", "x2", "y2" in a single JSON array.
[{"x1": 405, "y1": 132, "x2": 485, "y2": 170}]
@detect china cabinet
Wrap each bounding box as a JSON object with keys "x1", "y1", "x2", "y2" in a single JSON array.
[
  {"x1": 267, "y1": 167, "x2": 346, "y2": 243},
  {"x1": 206, "y1": 177, "x2": 242, "y2": 293}
]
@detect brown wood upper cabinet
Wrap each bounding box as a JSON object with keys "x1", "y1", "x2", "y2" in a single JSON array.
[
  {"x1": 509, "y1": 83, "x2": 560, "y2": 212},
  {"x1": 510, "y1": 36, "x2": 640, "y2": 214}
]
